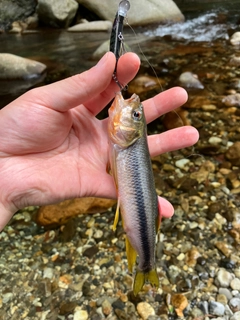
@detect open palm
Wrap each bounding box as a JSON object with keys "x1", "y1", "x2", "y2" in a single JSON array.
[{"x1": 0, "y1": 52, "x2": 199, "y2": 230}]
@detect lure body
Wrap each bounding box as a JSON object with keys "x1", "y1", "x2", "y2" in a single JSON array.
[{"x1": 108, "y1": 92, "x2": 159, "y2": 295}]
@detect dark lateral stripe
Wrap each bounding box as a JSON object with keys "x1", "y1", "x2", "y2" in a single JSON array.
[{"x1": 130, "y1": 138, "x2": 152, "y2": 272}]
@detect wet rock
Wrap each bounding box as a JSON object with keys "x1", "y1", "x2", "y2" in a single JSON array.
[
  {"x1": 92, "y1": 40, "x2": 110, "y2": 60},
  {"x1": 230, "y1": 32, "x2": 240, "y2": 46},
  {"x1": 128, "y1": 75, "x2": 161, "y2": 96},
  {"x1": 76, "y1": 0, "x2": 184, "y2": 26},
  {"x1": 222, "y1": 94, "x2": 240, "y2": 107},
  {"x1": 36, "y1": 197, "x2": 116, "y2": 227},
  {"x1": 209, "y1": 301, "x2": 225, "y2": 316},
  {"x1": 225, "y1": 142, "x2": 240, "y2": 166},
  {"x1": 137, "y1": 302, "x2": 155, "y2": 319},
  {"x1": 0, "y1": 53, "x2": 46, "y2": 79},
  {"x1": 68, "y1": 20, "x2": 112, "y2": 32},
  {"x1": 178, "y1": 71, "x2": 204, "y2": 89},
  {"x1": 162, "y1": 108, "x2": 190, "y2": 129},
  {"x1": 37, "y1": 0, "x2": 78, "y2": 28}
]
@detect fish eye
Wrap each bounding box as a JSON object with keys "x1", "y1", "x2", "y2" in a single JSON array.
[{"x1": 132, "y1": 109, "x2": 142, "y2": 121}]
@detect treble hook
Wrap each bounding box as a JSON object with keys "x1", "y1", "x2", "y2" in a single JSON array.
[{"x1": 109, "y1": 0, "x2": 130, "y2": 90}]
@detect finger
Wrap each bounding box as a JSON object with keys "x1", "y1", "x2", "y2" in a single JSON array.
[
  {"x1": 158, "y1": 196, "x2": 174, "y2": 218},
  {"x1": 84, "y1": 52, "x2": 140, "y2": 115},
  {"x1": 26, "y1": 52, "x2": 116, "y2": 112},
  {"x1": 144, "y1": 87, "x2": 188, "y2": 123},
  {"x1": 148, "y1": 126, "x2": 199, "y2": 157}
]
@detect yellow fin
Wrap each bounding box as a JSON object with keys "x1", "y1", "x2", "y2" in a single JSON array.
[
  {"x1": 146, "y1": 269, "x2": 159, "y2": 288},
  {"x1": 112, "y1": 200, "x2": 120, "y2": 231},
  {"x1": 133, "y1": 269, "x2": 159, "y2": 296},
  {"x1": 133, "y1": 271, "x2": 145, "y2": 296},
  {"x1": 125, "y1": 236, "x2": 137, "y2": 273}
]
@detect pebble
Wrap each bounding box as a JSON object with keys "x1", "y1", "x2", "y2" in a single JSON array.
[
  {"x1": 175, "y1": 158, "x2": 190, "y2": 170},
  {"x1": 73, "y1": 308, "x2": 89, "y2": 320},
  {"x1": 229, "y1": 297, "x2": 240, "y2": 312},
  {"x1": 209, "y1": 136, "x2": 222, "y2": 145},
  {"x1": 137, "y1": 302, "x2": 155, "y2": 319},
  {"x1": 215, "y1": 269, "x2": 234, "y2": 287},
  {"x1": 209, "y1": 301, "x2": 225, "y2": 316},
  {"x1": 230, "y1": 311, "x2": 240, "y2": 320},
  {"x1": 230, "y1": 278, "x2": 240, "y2": 290}
]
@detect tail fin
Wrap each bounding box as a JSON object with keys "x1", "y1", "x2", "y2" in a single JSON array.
[{"x1": 133, "y1": 269, "x2": 159, "y2": 296}]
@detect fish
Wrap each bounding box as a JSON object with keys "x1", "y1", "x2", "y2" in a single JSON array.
[{"x1": 108, "y1": 91, "x2": 160, "y2": 295}]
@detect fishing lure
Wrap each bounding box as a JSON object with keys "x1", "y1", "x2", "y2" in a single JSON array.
[{"x1": 109, "y1": 0, "x2": 130, "y2": 89}]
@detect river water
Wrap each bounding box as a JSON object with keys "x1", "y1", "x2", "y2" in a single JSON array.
[{"x1": 0, "y1": 7, "x2": 239, "y2": 109}]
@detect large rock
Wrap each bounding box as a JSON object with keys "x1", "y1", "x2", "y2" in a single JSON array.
[
  {"x1": 35, "y1": 197, "x2": 117, "y2": 227},
  {"x1": 37, "y1": 0, "x2": 78, "y2": 28},
  {"x1": 0, "y1": 54, "x2": 46, "y2": 79},
  {"x1": 0, "y1": 0, "x2": 36, "y2": 30},
  {"x1": 68, "y1": 20, "x2": 112, "y2": 32},
  {"x1": 76, "y1": 0, "x2": 184, "y2": 26}
]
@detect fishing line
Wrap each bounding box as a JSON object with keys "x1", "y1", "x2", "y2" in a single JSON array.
[
  {"x1": 122, "y1": 18, "x2": 189, "y2": 130},
  {"x1": 124, "y1": 19, "x2": 164, "y2": 93}
]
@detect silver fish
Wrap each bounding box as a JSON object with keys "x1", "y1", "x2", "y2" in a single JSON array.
[{"x1": 108, "y1": 91, "x2": 160, "y2": 295}]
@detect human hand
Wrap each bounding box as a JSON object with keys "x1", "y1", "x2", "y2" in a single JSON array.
[{"x1": 0, "y1": 52, "x2": 199, "y2": 230}]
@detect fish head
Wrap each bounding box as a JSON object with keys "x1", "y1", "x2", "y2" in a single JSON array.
[{"x1": 108, "y1": 92, "x2": 145, "y2": 148}]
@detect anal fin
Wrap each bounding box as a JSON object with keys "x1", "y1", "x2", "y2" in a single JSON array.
[{"x1": 125, "y1": 236, "x2": 137, "y2": 273}]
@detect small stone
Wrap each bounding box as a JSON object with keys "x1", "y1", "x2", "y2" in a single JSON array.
[
  {"x1": 43, "y1": 267, "x2": 54, "y2": 280},
  {"x1": 230, "y1": 32, "x2": 240, "y2": 46},
  {"x1": 175, "y1": 158, "x2": 190, "y2": 170},
  {"x1": 225, "y1": 142, "x2": 240, "y2": 166},
  {"x1": 198, "y1": 301, "x2": 209, "y2": 314},
  {"x1": 230, "y1": 278, "x2": 240, "y2": 290},
  {"x1": 215, "y1": 268, "x2": 234, "y2": 287},
  {"x1": 73, "y1": 307, "x2": 88, "y2": 320},
  {"x1": 230, "y1": 311, "x2": 240, "y2": 320},
  {"x1": 171, "y1": 294, "x2": 188, "y2": 317},
  {"x1": 215, "y1": 242, "x2": 233, "y2": 258},
  {"x1": 178, "y1": 71, "x2": 204, "y2": 89},
  {"x1": 137, "y1": 302, "x2": 155, "y2": 319},
  {"x1": 216, "y1": 293, "x2": 228, "y2": 305},
  {"x1": 222, "y1": 94, "x2": 240, "y2": 107},
  {"x1": 102, "y1": 299, "x2": 112, "y2": 316},
  {"x1": 208, "y1": 137, "x2": 222, "y2": 145},
  {"x1": 209, "y1": 301, "x2": 225, "y2": 316},
  {"x1": 229, "y1": 297, "x2": 240, "y2": 312},
  {"x1": 185, "y1": 247, "x2": 201, "y2": 267},
  {"x1": 219, "y1": 287, "x2": 233, "y2": 300},
  {"x1": 93, "y1": 229, "x2": 103, "y2": 239}
]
